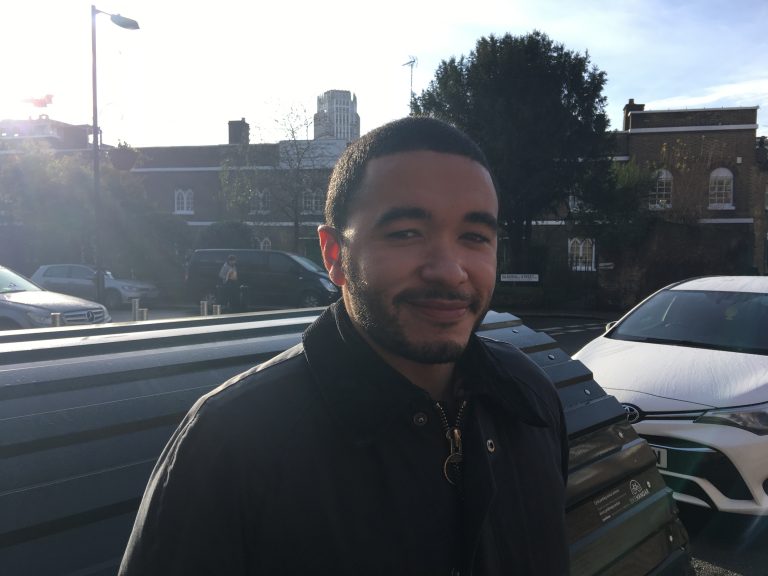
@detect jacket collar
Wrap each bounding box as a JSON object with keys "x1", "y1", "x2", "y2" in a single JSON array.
[{"x1": 302, "y1": 301, "x2": 550, "y2": 444}]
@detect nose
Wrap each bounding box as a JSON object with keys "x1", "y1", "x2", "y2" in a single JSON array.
[{"x1": 419, "y1": 243, "x2": 469, "y2": 286}]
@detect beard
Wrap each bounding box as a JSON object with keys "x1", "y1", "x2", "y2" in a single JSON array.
[{"x1": 341, "y1": 252, "x2": 489, "y2": 365}]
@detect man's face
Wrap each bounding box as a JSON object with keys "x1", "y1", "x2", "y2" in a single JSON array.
[{"x1": 331, "y1": 150, "x2": 498, "y2": 365}]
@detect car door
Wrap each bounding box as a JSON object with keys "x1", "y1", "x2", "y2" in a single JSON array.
[
  {"x1": 66, "y1": 265, "x2": 98, "y2": 300},
  {"x1": 235, "y1": 250, "x2": 267, "y2": 307},
  {"x1": 263, "y1": 252, "x2": 302, "y2": 307},
  {"x1": 37, "y1": 265, "x2": 73, "y2": 294}
]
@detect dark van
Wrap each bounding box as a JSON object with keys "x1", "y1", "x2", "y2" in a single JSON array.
[{"x1": 185, "y1": 249, "x2": 340, "y2": 309}]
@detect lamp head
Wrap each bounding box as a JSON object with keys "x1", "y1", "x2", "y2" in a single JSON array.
[{"x1": 110, "y1": 14, "x2": 140, "y2": 29}]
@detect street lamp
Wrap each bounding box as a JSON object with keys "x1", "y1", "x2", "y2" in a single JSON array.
[{"x1": 91, "y1": 5, "x2": 139, "y2": 304}]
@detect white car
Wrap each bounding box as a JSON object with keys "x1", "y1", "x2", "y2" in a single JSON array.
[
  {"x1": 574, "y1": 276, "x2": 768, "y2": 516},
  {"x1": 31, "y1": 264, "x2": 160, "y2": 310}
]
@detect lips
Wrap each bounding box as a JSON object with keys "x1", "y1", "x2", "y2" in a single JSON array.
[{"x1": 408, "y1": 299, "x2": 470, "y2": 322}]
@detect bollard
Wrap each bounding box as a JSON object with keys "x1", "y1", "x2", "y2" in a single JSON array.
[
  {"x1": 50, "y1": 312, "x2": 62, "y2": 327},
  {"x1": 200, "y1": 300, "x2": 208, "y2": 316},
  {"x1": 139, "y1": 308, "x2": 148, "y2": 321},
  {"x1": 131, "y1": 298, "x2": 140, "y2": 321},
  {"x1": 212, "y1": 304, "x2": 221, "y2": 316}
]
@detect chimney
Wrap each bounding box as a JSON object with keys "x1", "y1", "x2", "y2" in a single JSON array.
[
  {"x1": 623, "y1": 99, "x2": 645, "y2": 131},
  {"x1": 228, "y1": 118, "x2": 250, "y2": 145}
]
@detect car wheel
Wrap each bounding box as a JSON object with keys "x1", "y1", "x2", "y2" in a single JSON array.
[
  {"x1": 104, "y1": 289, "x2": 123, "y2": 310},
  {"x1": 299, "y1": 291, "x2": 322, "y2": 308}
]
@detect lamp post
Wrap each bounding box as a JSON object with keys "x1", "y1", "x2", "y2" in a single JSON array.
[{"x1": 91, "y1": 5, "x2": 139, "y2": 305}]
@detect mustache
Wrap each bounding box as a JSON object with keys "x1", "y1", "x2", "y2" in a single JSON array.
[{"x1": 393, "y1": 288, "x2": 480, "y2": 310}]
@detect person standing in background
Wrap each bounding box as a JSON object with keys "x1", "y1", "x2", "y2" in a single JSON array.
[{"x1": 218, "y1": 254, "x2": 239, "y2": 311}]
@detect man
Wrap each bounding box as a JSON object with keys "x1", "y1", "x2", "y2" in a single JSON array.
[
  {"x1": 119, "y1": 117, "x2": 570, "y2": 575},
  {"x1": 217, "y1": 254, "x2": 239, "y2": 312}
]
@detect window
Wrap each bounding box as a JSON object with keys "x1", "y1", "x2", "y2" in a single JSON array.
[
  {"x1": 260, "y1": 237, "x2": 272, "y2": 250},
  {"x1": 568, "y1": 194, "x2": 585, "y2": 213},
  {"x1": 70, "y1": 265, "x2": 95, "y2": 280},
  {"x1": 708, "y1": 167, "x2": 734, "y2": 209},
  {"x1": 173, "y1": 189, "x2": 194, "y2": 214},
  {"x1": 250, "y1": 188, "x2": 270, "y2": 215},
  {"x1": 302, "y1": 189, "x2": 324, "y2": 214},
  {"x1": 43, "y1": 265, "x2": 69, "y2": 278},
  {"x1": 568, "y1": 238, "x2": 595, "y2": 271},
  {"x1": 650, "y1": 169, "x2": 673, "y2": 209}
]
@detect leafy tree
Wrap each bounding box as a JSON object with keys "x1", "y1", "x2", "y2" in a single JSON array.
[
  {"x1": 412, "y1": 31, "x2": 613, "y2": 270},
  {"x1": 0, "y1": 140, "x2": 190, "y2": 295},
  {"x1": 570, "y1": 158, "x2": 656, "y2": 251}
]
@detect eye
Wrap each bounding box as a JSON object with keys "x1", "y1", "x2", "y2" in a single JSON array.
[
  {"x1": 386, "y1": 229, "x2": 422, "y2": 240},
  {"x1": 462, "y1": 232, "x2": 492, "y2": 244}
]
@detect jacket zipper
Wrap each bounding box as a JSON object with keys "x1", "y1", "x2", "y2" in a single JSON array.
[{"x1": 435, "y1": 400, "x2": 468, "y2": 486}]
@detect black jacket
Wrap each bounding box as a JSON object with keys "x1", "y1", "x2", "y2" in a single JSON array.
[{"x1": 119, "y1": 302, "x2": 569, "y2": 575}]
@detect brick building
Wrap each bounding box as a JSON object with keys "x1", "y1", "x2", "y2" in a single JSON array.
[
  {"x1": 527, "y1": 100, "x2": 767, "y2": 310},
  {"x1": 132, "y1": 117, "x2": 348, "y2": 261}
]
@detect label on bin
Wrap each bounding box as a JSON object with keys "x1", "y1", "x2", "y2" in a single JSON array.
[{"x1": 592, "y1": 477, "x2": 652, "y2": 524}]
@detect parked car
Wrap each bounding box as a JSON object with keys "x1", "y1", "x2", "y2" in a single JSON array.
[
  {"x1": 574, "y1": 275, "x2": 768, "y2": 516},
  {"x1": 31, "y1": 264, "x2": 159, "y2": 310},
  {"x1": 185, "y1": 249, "x2": 340, "y2": 309},
  {"x1": 0, "y1": 265, "x2": 111, "y2": 330}
]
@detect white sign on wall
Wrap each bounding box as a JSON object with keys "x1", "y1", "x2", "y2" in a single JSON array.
[{"x1": 499, "y1": 274, "x2": 539, "y2": 282}]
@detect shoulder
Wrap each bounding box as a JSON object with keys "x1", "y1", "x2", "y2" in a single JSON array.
[{"x1": 184, "y1": 344, "x2": 320, "y2": 445}]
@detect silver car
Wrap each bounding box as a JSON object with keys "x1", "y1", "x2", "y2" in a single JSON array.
[
  {"x1": 31, "y1": 264, "x2": 160, "y2": 310},
  {"x1": 0, "y1": 265, "x2": 110, "y2": 330}
]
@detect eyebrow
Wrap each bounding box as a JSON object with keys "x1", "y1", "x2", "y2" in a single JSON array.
[{"x1": 373, "y1": 206, "x2": 498, "y2": 232}]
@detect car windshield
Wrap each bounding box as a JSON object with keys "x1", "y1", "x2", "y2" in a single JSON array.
[
  {"x1": 0, "y1": 268, "x2": 42, "y2": 294},
  {"x1": 610, "y1": 289, "x2": 768, "y2": 355},
  {"x1": 290, "y1": 254, "x2": 325, "y2": 273}
]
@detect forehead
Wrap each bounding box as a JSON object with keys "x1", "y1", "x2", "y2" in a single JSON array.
[{"x1": 350, "y1": 150, "x2": 497, "y2": 220}]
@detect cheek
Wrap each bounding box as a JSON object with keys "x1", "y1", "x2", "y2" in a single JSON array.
[{"x1": 469, "y1": 254, "x2": 498, "y2": 289}]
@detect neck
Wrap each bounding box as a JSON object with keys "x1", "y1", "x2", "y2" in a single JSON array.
[
  {"x1": 384, "y1": 355, "x2": 456, "y2": 401},
  {"x1": 351, "y1": 327, "x2": 457, "y2": 401}
]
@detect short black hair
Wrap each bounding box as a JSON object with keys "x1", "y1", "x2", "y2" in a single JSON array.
[{"x1": 324, "y1": 116, "x2": 494, "y2": 230}]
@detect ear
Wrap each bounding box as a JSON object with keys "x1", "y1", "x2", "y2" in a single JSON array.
[{"x1": 317, "y1": 225, "x2": 346, "y2": 287}]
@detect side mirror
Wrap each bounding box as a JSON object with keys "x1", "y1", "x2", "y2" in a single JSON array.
[{"x1": 605, "y1": 321, "x2": 617, "y2": 332}]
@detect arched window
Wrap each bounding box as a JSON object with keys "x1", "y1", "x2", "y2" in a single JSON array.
[
  {"x1": 708, "y1": 167, "x2": 734, "y2": 209},
  {"x1": 260, "y1": 237, "x2": 272, "y2": 250},
  {"x1": 568, "y1": 238, "x2": 596, "y2": 272},
  {"x1": 250, "y1": 188, "x2": 270, "y2": 215},
  {"x1": 173, "y1": 189, "x2": 194, "y2": 214},
  {"x1": 650, "y1": 169, "x2": 673, "y2": 209},
  {"x1": 302, "y1": 189, "x2": 324, "y2": 214}
]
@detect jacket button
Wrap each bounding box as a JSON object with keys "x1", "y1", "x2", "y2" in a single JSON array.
[
  {"x1": 412, "y1": 412, "x2": 428, "y2": 426},
  {"x1": 486, "y1": 439, "x2": 496, "y2": 453}
]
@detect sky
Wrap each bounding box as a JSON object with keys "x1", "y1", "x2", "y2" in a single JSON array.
[{"x1": 2, "y1": 0, "x2": 766, "y2": 147}]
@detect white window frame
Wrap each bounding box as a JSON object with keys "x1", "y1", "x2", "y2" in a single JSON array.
[
  {"x1": 301, "y1": 189, "x2": 324, "y2": 214},
  {"x1": 568, "y1": 238, "x2": 596, "y2": 272},
  {"x1": 250, "y1": 188, "x2": 271, "y2": 215},
  {"x1": 260, "y1": 237, "x2": 272, "y2": 250},
  {"x1": 650, "y1": 169, "x2": 673, "y2": 210},
  {"x1": 708, "y1": 167, "x2": 734, "y2": 209},
  {"x1": 173, "y1": 189, "x2": 194, "y2": 215}
]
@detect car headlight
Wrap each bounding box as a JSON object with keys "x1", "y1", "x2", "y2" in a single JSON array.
[
  {"x1": 319, "y1": 278, "x2": 338, "y2": 292},
  {"x1": 26, "y1": 310, "x2": 53, "y2": 327},
  {"x1": 694, "y1": 402, "x2": 768, "y2": 436}
]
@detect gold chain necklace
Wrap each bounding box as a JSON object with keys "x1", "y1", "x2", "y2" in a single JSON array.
[{"x1": 435, "y1": 400, "x2": 468, "y2": 486}]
